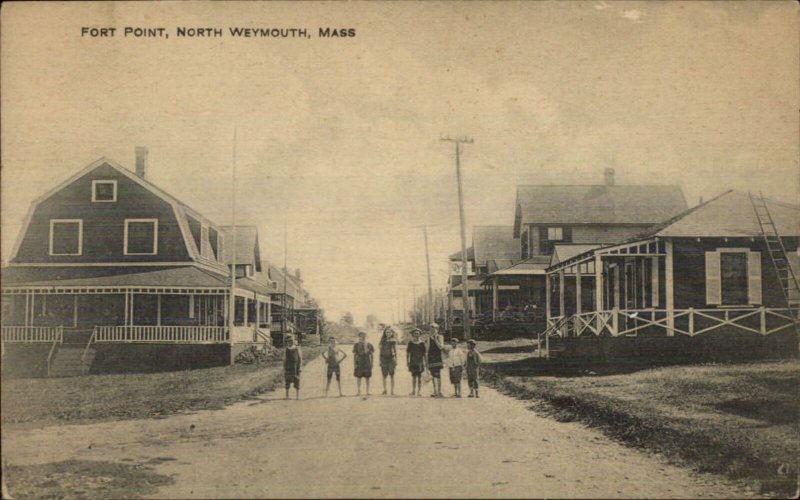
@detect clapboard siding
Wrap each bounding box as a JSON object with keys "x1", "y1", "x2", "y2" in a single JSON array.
[{"x1": 13, "y1": 163, "x2": 190, "y2": 263}]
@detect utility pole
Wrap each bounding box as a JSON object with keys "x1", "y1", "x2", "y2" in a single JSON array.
[
  {"x1": 441, "y1": 136, "x2": 473, "y2": 339},
  {"x1": 423, "y1": 225, "x2": 434, "y2": 326},
  {"x1": 229, "y1": 127, "x2": 237, "y2": 362}
]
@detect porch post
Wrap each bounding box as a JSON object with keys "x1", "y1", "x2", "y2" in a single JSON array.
[
  {"x1": 545, "y1": 273, "x2": 552, "y2": 323},
  {"x1": 492, "y1": 278, "x2": 498, "y2": 322},
  {"x1": 124, "y1": 291, "x2": 129, "y2": 326},
  {"x1": 665, "y1": 239, "x2": 675, "y2": 336},
  {"x1": 24, "y1": 292, "x2": 30, "y2": 327},
  {"x1": 558, "y1": 269, "x2": 565, "y2": 336},
  {"x1": 576, "y1": 263, "x2": 582, "y2": 316},
  {"x1": 595, "y1": 254, "x2": 603, "y2": 333},
  {"x1": 156, "y1": 294, "x2": 161, "y2": 326}
]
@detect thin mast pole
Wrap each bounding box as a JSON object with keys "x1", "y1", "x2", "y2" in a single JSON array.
[
  {"x1": 229, "y1": 127, "x2": 237, "y2": 346},
  {"x1": 282, "y1": 222, "x2": 287, "y2": 344},
  {"x1": 424, "y1": 225, "x2": 434, "y2": 326}
]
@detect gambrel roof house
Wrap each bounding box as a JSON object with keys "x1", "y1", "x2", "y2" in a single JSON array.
[{"x1": 1, "y1": 150, "x2": 275, "y2": 375}]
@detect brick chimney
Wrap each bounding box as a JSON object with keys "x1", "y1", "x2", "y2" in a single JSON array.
[
  {"x1": 604, "y1": 167, "x2": 615, "y2": 186},
  {"x1": 135, "y1": 146, "x2": 148, "y2": 179}
]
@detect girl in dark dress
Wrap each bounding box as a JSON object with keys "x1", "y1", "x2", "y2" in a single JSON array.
[
  {"x1": 406, "y1": 329, "x2": 426, "y2": 396},
  {"x1": 352, "y1": 331, "x2": 374, "y2": 396},
  {"x1": 379, "y1": 326, "x2": 398, "y2": 395}
]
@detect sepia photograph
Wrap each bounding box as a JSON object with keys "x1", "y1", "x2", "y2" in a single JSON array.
[{"x1": 1, "y1": 1, "x2": 798, "y2": 498}]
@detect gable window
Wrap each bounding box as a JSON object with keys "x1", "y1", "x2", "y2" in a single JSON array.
[
  {"x1": 92, "y1": 180, "x2": 117, "y2": 202},
  {"x1": 49, "y1": 219, "x2": 83, "y2": 255},
  {"x1": 547, "y1": 227, "x2": 563, "y2": 241},
  {"x1": 124, "y1": 219, "x2": 158, "y2": 255},
  {"x1": 705, "y1": 249, "x2": 761, "y2": 306}
]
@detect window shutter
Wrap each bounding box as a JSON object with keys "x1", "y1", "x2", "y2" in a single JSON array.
[
  {"x1": 705, "y1": 252, "x2": 721, "y2": 305},
  {"x1": 747, "y1": 252, "x2": 762, "y2": 305}
]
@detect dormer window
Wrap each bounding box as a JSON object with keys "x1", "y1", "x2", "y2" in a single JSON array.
[
  {"x1": 124, "y1": 219, "x2": 158, "y2": 255},
  {"x1": 92, "y1": 180, "x2": 117, "y2": 202},
  {"x1": 49, "y1": 219, "x2": 83, "y2": 255}
]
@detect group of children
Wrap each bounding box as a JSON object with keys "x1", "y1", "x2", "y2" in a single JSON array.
[{"x1": 283, "y1": 325, "x2": 482, "y2": 400}]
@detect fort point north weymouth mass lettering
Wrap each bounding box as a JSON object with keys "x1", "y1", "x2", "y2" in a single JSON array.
[{"x1": 81, "y1": 26, "x2": 356, "y2": 38}]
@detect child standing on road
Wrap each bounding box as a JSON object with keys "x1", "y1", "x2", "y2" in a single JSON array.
[
  {"x1": 353, "y1": 331, "x2": 375, "y2": 397},
  {"x1": 466, "y1": 339, "x2": 482, "y2": 398},
  {"x1": 426, "y1": 323, "x2": 445, "y2": 398},
  {"x1": 406, "y1": 329, "x2": 426, "y2": 396},
  {"x1": 322, "y1": 336, "x2": 347, "y2": 397},
  {"x1": 283, "y1": 335, "x2": 302, "y2": 400},
  {"x1": 446, "y1": 338, "x2": 466, "y2": 397},
  {"x1": 379, "y1": 327, "x2": 398, "y2": 396}
]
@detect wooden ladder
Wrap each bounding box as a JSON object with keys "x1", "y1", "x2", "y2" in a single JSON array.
[{"x1": 749, "y1": 192, "x2": 800, "y2": 333}]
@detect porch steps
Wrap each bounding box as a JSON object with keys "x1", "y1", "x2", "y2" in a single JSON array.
[{"x1": 49, "y1": 346, "x2": 95, "y2": 377}]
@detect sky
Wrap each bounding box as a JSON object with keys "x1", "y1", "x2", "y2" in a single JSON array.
[{"x1": 2, "y1": 1, "x2": 798, "y2": 324}]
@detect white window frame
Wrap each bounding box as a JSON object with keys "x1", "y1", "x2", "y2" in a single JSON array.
[
  {"x1": 709, "y1": 248, "x2": 760, "y2": 307},
  {"x1": 547, "y1": 227, "x2": 564, "y2": 241},
  {"x1": 124, "y1": 218, "x2": 159, "y2": 256},
  {"x1": 91, "y1": 180, "x2": 117, "y2": 202},
  {"x1": 49, "y1": 219, "x2": 83, "y2": 256}
]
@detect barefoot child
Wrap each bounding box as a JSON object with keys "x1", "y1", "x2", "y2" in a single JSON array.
[
  {"x1": 406, "y1": 329, "x2": 426, "y2": 396},
  {"x1": 322, "y1": 337, "x2": 347, "y2": 397},
  {"x1": 466, "y1": 339, "x2": 482, "y2": 398},
  {"x1": 283, "y1": 335, "x2": 302, "y2": 400},
  {"x1": 446, "y1": 338, "x2": 466, "y2": 397}
]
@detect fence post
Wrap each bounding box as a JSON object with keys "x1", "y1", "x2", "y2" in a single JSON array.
[
  {"x1": 759, "y1": 307, "x2": 766, "y2": 335},
  {"x1": 611, "y1": 308, "x2": 618, "y2": 335},
  {"x1": 688, "y1": 307, "x2": 694, "y2": 336}
]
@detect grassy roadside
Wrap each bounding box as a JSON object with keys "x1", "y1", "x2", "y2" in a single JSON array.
[
  {"x1": 483, "y1": 358, "x2": 799, "y2": 496},
  {"x1": 1, "y1": 345, "x2": 325, "y2": 427}
]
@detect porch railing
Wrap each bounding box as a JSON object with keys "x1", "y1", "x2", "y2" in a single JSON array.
[
  {"x1": 93, "y1": 325, "x2": 229, "y2": 343},
  {"x1": 1, "y1": 326, "x2": 64, "y2": 343},
  {"x1": 547, "y1": 307, "x2": 797, "y2": 338}
]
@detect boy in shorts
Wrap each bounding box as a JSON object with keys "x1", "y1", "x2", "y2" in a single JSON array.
[
  {"x1": 446, "y1": 338, "x2": 466, "y2": 397},
  {"x1": 283, "y1": 335, "x2": 302, "y2": 400},
  {"x1": 322, "y1": 336, "x2": 347, "y2": 397}
]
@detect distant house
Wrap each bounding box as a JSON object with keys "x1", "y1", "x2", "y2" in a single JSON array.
[
  {"x1": 544, "y1": 190, "x2": 799, "y2": 343},
  {"x1": 1, "y1": 150, "x2": 271, "y2": 376},
  {"x1": 476, "y1": 169, "x2": 688, "y2": 334}
]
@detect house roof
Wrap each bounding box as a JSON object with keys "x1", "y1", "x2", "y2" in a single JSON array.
[
  {"x1": 513, "y1": 184, "x2": 687, "y2": 236},
  {"x1": 472, "y1": 226, "x2": 518, "y2": 267},
  {"x1": 221, "y1": 225, "x2": 262, "y2": 270},
  {"x1": 1, "y1": 265, "x2": 229, "y2": 288},
  {"x1": 646, "y1": 190, "x2": 800, "y2": 238},
  {"x1": 10, "y1": 157, "x2": 228, "y2": 272},
  {"x1": 489, "y1": 256, "x2": 551, "y2": 276},
  {"x1": 449, "y1": 276, "x2": 486, "y2": 292},
  {"x1": 448, "y1": 247, "x2": 475, "y2": 261},
  {"x1": 545, "y1": 190, "x2": 800, "y2": 273},
  {"x1": 551, "y1": 244, "x2": 603, "y2": 266}
]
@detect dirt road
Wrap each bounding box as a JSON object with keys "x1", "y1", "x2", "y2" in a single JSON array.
[{"x1": 3, "y1": 336, "x2": 754, "y2": 498}]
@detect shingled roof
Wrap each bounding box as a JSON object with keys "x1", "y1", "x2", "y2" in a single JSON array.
[
  {"x1": 647, "y1": 190, "x2": 800, "y2": 238},
  {"x1": 472, "y1": 226, "x2": 518, "y2": 267},
  {"x1": 513, "y1": 184, "x2": 688, "y2": 236},
  {"x1": 220, "y1": 225, "x2": 262, "y2": 271}
]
